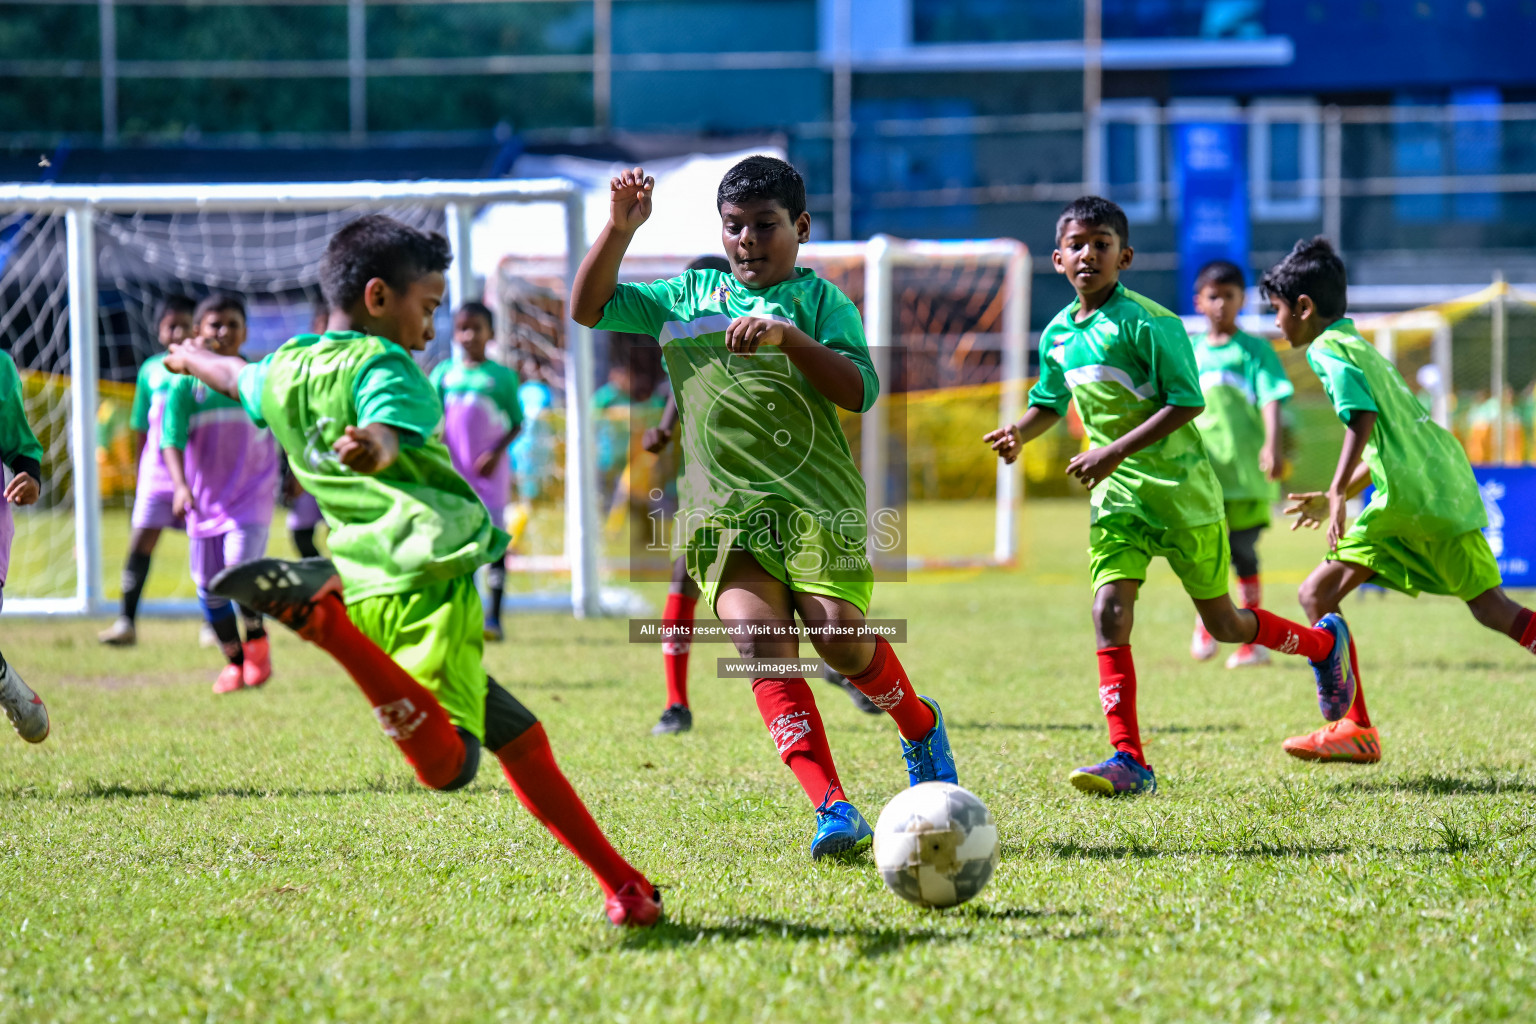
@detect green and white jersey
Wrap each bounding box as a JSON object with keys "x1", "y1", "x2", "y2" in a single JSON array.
[
  {"x1": 1029, "y1": 284, "x2": 1223, "y2": 529},
  {"x1": 595, "y1": 267, "x2": 877, "y2": 544},
  {"x1": 0, "y1": 351, "x2": 42, "y2": 472},
  {"x1": 1193, "y1": 331, "x2": 1294, "y2": 503},
  {"x1": 237, "y1": 332, "x2": 509, "y2": 602},
  {"x1": 1306, "y1": 319, "x2": 1486, "y2": 540}
]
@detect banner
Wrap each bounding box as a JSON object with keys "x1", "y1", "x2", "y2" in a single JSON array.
[
  {"x1": 1174, "y1": 120, "x2": 1249, "y2": 313},
  {"x1": 1473, "y1": 466, "x2": 1536, "y2": 586}
]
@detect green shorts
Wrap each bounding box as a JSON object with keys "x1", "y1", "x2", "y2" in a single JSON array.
[
  {"x1": 1224, "y1": 498, "x2": 1271, "y2": 533},
  {"x1": 1089, "y1": 515, "x2": 1231, "y2": 601},
  {"x1": 688, "y1": 505, "x2": 875, "y2": 615},
  {"x1": 1332, "y1": 527, "x2": 1502, "y2": 601},
  {"x1": 347, "y1": 573, "x2": 488, "y2": 741}
]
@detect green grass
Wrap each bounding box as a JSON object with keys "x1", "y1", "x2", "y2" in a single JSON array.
[{"x1": 4, "y1": 499, "x2": 1536, "y2": 1022}]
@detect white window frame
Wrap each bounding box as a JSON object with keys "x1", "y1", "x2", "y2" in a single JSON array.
[
  {"x1": 1095, "y1": 99, "x2": 1161, "y2": 223},
  {"x1": 1249, "y1": 98, "x2": 1322, "y2": 222}
]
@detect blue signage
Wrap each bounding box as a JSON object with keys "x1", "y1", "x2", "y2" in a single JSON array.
[
  {"x1": 1173, "y1": 120, "x2": 1250, "y2": 314},
  {"x1": 1473, "y1": 466, "x2": 1536, "y2": 587}
]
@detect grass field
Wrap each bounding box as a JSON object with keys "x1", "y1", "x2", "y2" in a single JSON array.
[{"x1": 4, "y1": 498, "x2": 1536, "y2": 1022}]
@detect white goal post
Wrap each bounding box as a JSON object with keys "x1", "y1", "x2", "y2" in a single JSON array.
[{"x1": 0, "y1": 179, "x2": 605, "y2": 618}]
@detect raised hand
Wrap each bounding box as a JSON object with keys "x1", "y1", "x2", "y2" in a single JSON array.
[{"x1": 610, "y1": 167, "x2": 655, "y2": 233}]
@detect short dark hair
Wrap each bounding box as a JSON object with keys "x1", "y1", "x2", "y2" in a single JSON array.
[
  {"x1": 456, "y1": 300, "x2": 493, "y2": 327},
  {"x1": 319, "y1": 214, "x2": 453, "y2": 313},
  {"x1": 193, "y1": 292, "x2": 246, "y2": 324},
  {"x1": 1195, "y1": 259, "x2": 1246, "y2": 292},
  {"x1": 717, "y1": 155, "x2": 807, "y2": 221},
  {"x1": 1260, "y1": 236, "x2": 1348, "y2": 321},
  {"x1": 155, "y1": 294, "x2": 195, "y2": 326},
  {"x1": 1056, "y1": 196, "x2": 1130, "y2": 246},
  {"x1": 687, "y1": 255, "x2": 732, "y2": 273}
]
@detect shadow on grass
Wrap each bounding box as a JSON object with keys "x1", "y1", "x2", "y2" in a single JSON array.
[
  {"x1": 1046, "y1": 839, "x2": 1347, "y2": 861},
  {"x1": 617, "y1": 910, "x2": 1104, "y2": 953},
  {"x1": 1338, "y1": 773, "x2": 1536, "y2": 796},
  {"x1": 3, "y1": 780, "x2": 422, "y2": 801},
  {"x1": 950, "y1": 722, "x2": 1242, "y2": 734}
]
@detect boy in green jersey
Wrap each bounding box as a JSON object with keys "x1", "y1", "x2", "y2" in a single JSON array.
[
  {"x1": 1188, "y1": 260, "x2": 1295, "y2": 669},
  {"x1": 429, "y1": 301, "x2": 522, "y2": 642},
  {"x1": 166, "y1": 214, "x2": 660, "y2": 927},
  {"x1": 100, "y1": 295, "x2": 196, "y2": 647},
  {"x1": 572, "y1": 156, "x2": 957, "y2": 859},
  {"x1": 1263, "y1": 237, "x2": 1536, "y2": 765},
  {"x1": 985, "y1": 198, "x2": 1352, "y2": 797},
  {"x1": 0, "y1": 350, "x2": 49, "y2": 744}
]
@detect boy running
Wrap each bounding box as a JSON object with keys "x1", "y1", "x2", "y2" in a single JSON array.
[
  {"x1": 984, "y1": 197, "x2": 1354, "y2": 797},
  {"x1": 0, "y1": 350, "x2": 48, "y2": 744},
  {"x1": 1188, "y1": 260, "x2": 1294, "y2": 668},
  {"x1": 166, "y1": 214, "x2": 660, "y2": 926},
  {"x1": 1264, "y1": 237, "x2": 1536, "y2": 763},
  {"x1": 430, "y1": 301, "x2": 522, "y2": 642},
  {"x1": 100, "y1": 295, "x2": 196, "y2": 646},
  {"x1": 572, "y1": 156, "x2": 957, "y2": 859},
  {"x1": 162, "y1": 295, "x2": 280, "y2": 694}
]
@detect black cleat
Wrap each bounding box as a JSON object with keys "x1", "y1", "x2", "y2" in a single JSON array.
[
  {"x1": 822, "y1": 664, "x2": 881, "y2": 715},
  {"x1": 651, "y1": 703, "x2": 693, "y2": 735},
  {"x1": 209, "y1": 557, "x2": 344, "y2": 633}
]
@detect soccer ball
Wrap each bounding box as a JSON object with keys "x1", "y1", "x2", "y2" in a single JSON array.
[{"x1": 873, "y1": 782, "x2": 999, "y2": 909}]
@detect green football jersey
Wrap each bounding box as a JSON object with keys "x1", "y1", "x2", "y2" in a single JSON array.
[
  {"x1": 594, "y1": 267, "x2": 877, "y2": 544},
  {"x1": 237, "y1": 332, "x2": 509, "y2": 602},
  {"x1": 1029, "y1": 284, "x2": 1223, "y2": 529},
  {"x1": 0, "y1": 351, "x2": 42, "y2": 471},
  {"x1": 130, "y1": 352, "x2": 177, "y2": 433},
  {"x1": 1193, "y1": 331, "x2": 1294, "y2": 503},
  {"x1": 1306, "y1": 319, "x2": 1486, "y2": 540}
]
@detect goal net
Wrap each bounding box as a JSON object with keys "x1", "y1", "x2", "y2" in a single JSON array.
[
  {"x1": 491, "y1": 235, "x2": 1030, "y2": 576},
  {"x1": 0, "y1": 180, "x2": 606, "y2": 618}
]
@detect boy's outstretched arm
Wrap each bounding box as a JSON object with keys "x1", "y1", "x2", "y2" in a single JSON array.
[
  {"x1": 164, "y1": 342, "x2": 243, "y2": 400},
  {"x1": 1065, "y1": 403, "x2": 1202, "y2": 490},
  {"x1": 984, "y1": 406, "x2": 1063, "y2": 464},
  {"x1": 1285, "y1": 410, "x2": 1376, "y2": 548},
  {"x1": 571, "y1": 168, "x2": 654, "y2": 328}
]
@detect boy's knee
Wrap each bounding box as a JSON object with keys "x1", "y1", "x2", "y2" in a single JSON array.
[{"x1": 1092, "y1": 588, "x2": 1132, "y2": 636}]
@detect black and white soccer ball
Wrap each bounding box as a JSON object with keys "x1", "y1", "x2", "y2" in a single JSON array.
[{"x1": 873, "y1": 782, "x2": 999, "y2": 909}]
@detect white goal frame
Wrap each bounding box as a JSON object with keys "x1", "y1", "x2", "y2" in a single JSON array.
[{"x1": 0, "y1": 179, "x2": 606, "y2": 618}]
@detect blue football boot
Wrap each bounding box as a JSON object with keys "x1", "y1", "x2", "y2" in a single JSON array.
[
  {"x1": 810, "y1": 793, "x2": 873, "y2": 860},
  {"x1": 1068, "y1": 750, "x2": 1157, "y2": 796},
  {"x1": 901, "y1": 696, "x2": 958, "y2": 786},
  {"x1": 1308, "y1": 613, "x2": 1356, "y2": 722}
]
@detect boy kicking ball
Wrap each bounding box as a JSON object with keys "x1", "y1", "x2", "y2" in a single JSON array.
[
  {"x1": 1264, "y1": 237, "x2": 1536, "y2": 764},
  {"x1": 985, "y1": 197, "x2": 1355, "y2": 797},
  {"x1": 0, "y1": 349, "x2": 48, "y2": 744},
  {"x1": 166, "y1": 214, "x2": 660, "y2": 926},
  {"x1": 573, "y1": 156, "x2": 958, "y2": 858},
  {"x1": 1188, "y1": 260, "x2": 1294, "y2": 668}
]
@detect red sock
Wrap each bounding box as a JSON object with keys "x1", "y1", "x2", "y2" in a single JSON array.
[
  {"x1": 304, "y1": 594, "x2": 467, "y2": 789},
  {"x1": 753, "y1": 677, "x2": 846, "y2": 806},
  {"x1": 661, "y1": 592, "x2": 696, "y2": 708},
  {"x1": 1098, "y1": 645, "x2": 1144, "y2": 767},
  {"x1": 844, "y1": 637, "x2": 936, "y2": 741},
  {"x1": 496, "y1": 723, "x2": 649, "y2": 898},
  {"x1": 1250, "y1": 608, "x2": 1335, "y2": 661},
  {"x1": 1238, "y1": 574, "x2": 1261, "y2": 610},
  {"x1": 1510, "y1": 607, "x2": 1536, "y2": 652},
  {"x1": 1343, "y1": 636, "x2": 1372, "y2": 727}
]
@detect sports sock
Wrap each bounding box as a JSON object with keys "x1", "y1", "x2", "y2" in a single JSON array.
[
  {"x1": 240, "y1": 605, "x2": 267, "y2": 642},
  {"x1": 121, "y1": 551, "x2": 152, "y2": 622},
  {"x1": 203, "y1": 601, "x2": 245, "y2": 665},
  {"x1": 661, "y1": 591, "x2": 696, "y2": 708},
  {"x1": 752, "y1": 677, "x2": 846, "y2": 806},
  {"x1": 844, "y1": 636, "x2": 936, "y2": 741},
  {"x1": 1097, "y1": 645, "x2": 1144, "y2": 767},
  {"x1": 304, "y1": 594, "x2": 468, "y2": 789},
  {"x1": 291, "y1": 528, "x2": 320, "y2": 560},
  {"x1": 1342, "y1": 636, "x2": 1372, "y2": 728},
  {"x1": 495, "y1": 723, "x2": 649, "y2": 899},
  {"x1": 1238, "y1": 574, "x2": 1262, "y2": 611},
  {"x1": 1509, "y1": 607, "x2": 1536, "y2": 652},
  {"x1": 485, "y1": 564, "x2": 506, "y2": 628},
  {"x1": 1250, "y1": 608, "x2": 1335, "y2": 661}
]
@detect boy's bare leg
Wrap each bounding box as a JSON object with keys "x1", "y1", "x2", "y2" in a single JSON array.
[
  {"x1": 1466, "y1": 586, "x2": 1536, "y2": 649},
  {"x1": 100, "y1": 526, "x2": 163, "y2": 644},
  {"x1": 797, "y1": 592, "x2": 936, "y2": 741},
  {"x1": 1088, "y1": 580, "x2": 1145, "y2": 766},
  {"x1": 1297, "y1": 559, "x2": 1377, "y2": 622}
]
